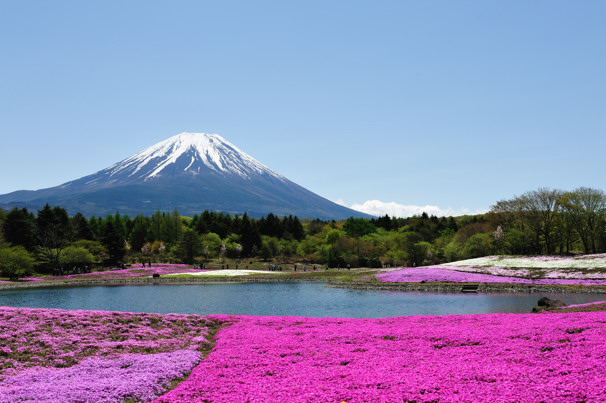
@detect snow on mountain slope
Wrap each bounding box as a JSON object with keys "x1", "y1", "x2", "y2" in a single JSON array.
[
  {"x1": 0, "y1": 131, "x2": 374, "y2": 219},
  {"x1": 103, "y1": 132, "x2": 285, "y2": 182}
]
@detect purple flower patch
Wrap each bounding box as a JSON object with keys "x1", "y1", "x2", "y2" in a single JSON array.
[{"x1": 0, "y1": 350, "x2": 202, "y2": 402}]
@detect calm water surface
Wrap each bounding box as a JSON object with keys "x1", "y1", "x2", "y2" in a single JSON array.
[{"x1": 1, "y1": 282, "x2": 604, "y2": 318}]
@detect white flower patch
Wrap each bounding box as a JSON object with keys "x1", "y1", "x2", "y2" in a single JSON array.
[
  {"x1": 443, "y1": 265, "x2": 534, "y2": 278},
  {"x1": 444, "y1": 255, "x2": 606, "y2": 270},
  {"x1": 165, "y1": 270, "x2": 279, "y2": 277},
  {"x1": 441, "y1": 254, "x2": 606, "y2": 280}
]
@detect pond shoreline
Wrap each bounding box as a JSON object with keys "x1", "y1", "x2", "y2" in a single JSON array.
[
  {"x1": 2, "y1": 276, "x2": 606, "y2": 293},
  {"x1": 0, "y1": 276, "x2": 325, "y2": 290}
]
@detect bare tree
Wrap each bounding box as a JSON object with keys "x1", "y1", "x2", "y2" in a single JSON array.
[
  {"x1": 560, "y1": 187, "x2": 606, "y2": 253},
  {"x1": 491, "y1": 187, "x2": 562, "y2": 254}
]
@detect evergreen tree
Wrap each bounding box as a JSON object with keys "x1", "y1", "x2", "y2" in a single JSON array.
[
  {"x1": 149, "y1": 211, "x2": 165, "y2": 243},
  {"x1": 165, "y1": 209, "x2": 183, "y2": 246},
  {"x1": 197, "y1": 213, "x2": 209, "y2": 235},
  {"x1": 217, "y1": 212, "x2": 233, "y2": 239},
  {"x1": 3, "y1": 207, "x2": 36, "y2": 250},
  {"x1": 231, "y1": 214, "x2": 242, "y2": 236},
  {"x1": 285, "y1": 215, "x2": 304, "y2": 241},
  {"x1": 36, "y1": 204, "x2": 71, "y2": 271},
  {"x1": 374, "y1": 215, "x2": 392, "y2": 230},
  {"x1": 70, "y1": 213, "x2": 94, "y2": 240},
  {"x1": 448, "y1": 217, "x2": 458, "y2": 232},
  {"x1": 177, "y1": 228, "x2": 202, "y2": 264},
  {"x1": 259, "y1": 213, "x2": 282, "y2": 238},
  {"x1": 240, "y1": 213, "x2": 261, "y2": 257},
  {"x1": 113, "y1": 213, "x2": 127, "y2": 243},
  {"x1": 129, "y1": 214, "x2": 150, "y2": 252},
  {"x1": 193, "y1": 213, "x2": 208, "y2": 234},
  {"x1": 36, "y1": 204, "x2": 70, "y2": 241},
  {"x1": 88, "y1": 216, "x2": 103, "y2": 240},
  {"x1": 100, "y1": 218, "x2": 125, "y2": 264}
]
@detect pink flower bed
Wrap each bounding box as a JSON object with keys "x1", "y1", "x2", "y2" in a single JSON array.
[
  {"x1": 157, "y1": 312, "x2": 606, "y2": 402},
  {"x1": 376, "y1": 267, "x2": 606, "y2": 285},
  {"x1": 57, "y1": 263, "x2": 203, "y2": 280}
]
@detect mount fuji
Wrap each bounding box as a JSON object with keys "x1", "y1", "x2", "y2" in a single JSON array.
[{"x1": 0, "y1": 132, "x2": 371, "y2": 219}]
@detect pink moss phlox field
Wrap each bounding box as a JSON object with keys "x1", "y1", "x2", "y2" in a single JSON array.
[
  {"x1": 57, "y1": 263, "x2": 204, "y2": 280},
  {"x1": 0, "y1": 350, "x2": 201, "y2": 402},
  {"x1": 0, "y1": 307, "x2": 211, "y2": 379},
  {"x1": 157, "y1": 313, "x2": 606, "y2": 402},
  {"x1": 376, "y1": 267, "x2": 606, "y2": 285},
  {"x1": 444, "y1": 255, "x2": 606, "y2": 280}
]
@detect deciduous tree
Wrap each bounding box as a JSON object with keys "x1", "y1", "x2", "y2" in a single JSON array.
[{"x1": 0, "y1": 246, "x2": 34, "y2": 280}]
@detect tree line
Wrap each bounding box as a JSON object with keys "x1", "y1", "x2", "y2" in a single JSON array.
[
  {"x1": 489, "y1": 187, "x2": 606, "y2": 256},
  {"x1": 1, "y1": 186, "x2": 605, "y2": 279}
]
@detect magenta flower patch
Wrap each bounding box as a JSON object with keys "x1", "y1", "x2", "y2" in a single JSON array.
[
  {"x1": 57, "y1": 263, "x2": 204, "y2": 280},
  {"x1": 157, "y1": 312, "x2": 606, "y2": 402}
]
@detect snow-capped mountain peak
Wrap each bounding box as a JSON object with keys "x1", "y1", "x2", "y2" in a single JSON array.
[
  {"x1": 105, "y1": 132, "x2": 284, "y2": 181},
  {"x1": 0, "y1": 131, "x2": 373, "y2": 219}
]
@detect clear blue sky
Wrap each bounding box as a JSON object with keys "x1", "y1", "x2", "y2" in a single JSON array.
[{"x1": 1, "y1": 1, "x2": 604, "y2": 217}]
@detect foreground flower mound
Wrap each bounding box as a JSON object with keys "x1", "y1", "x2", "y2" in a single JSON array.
[
  {"x1": 157, "y1": 312, "x2": 606, "y2": 402},
  {"x1": 0, "y1": 307, "x2": 214, "y2": 401},
  {"x1": 1, "y1": 350, "x2": 201, "y2": 402}
]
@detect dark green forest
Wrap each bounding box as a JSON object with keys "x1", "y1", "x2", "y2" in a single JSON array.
[{"x1": 1, "y1": 186, "x2": 605, "y2": 279}]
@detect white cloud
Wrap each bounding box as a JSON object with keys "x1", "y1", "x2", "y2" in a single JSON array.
[
  {"x1": 347, "y1": 200, "x2": 487, "y2": 218},
  {"x1": 334, "y1": 199, "x2": 348, "y2": 207}
]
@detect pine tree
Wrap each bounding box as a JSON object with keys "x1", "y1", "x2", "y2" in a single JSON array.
[
  {"x1": 36, "y1": 204, "x2": 71, "y2": 271},
  {"x1": 129, "y1": 215, "x2": 150, "y2": 252},
  {"x1": 240, "y1": 213, "x2": 261, "y2": 257},
  {"x1": 177, "y1": 228, "x2": 202, "y2": 264},
  {"x1": 100, "y1": 218, "x2": 125, "y2": 265},
  {"x1": 3, "y1": 207, "x2": 36, "y2": 250},
  {"x1": 70, "y1": 213, "x2": 93, "y2": 240}
]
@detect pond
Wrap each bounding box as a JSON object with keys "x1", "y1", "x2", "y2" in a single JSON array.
[{"x1": 1, "y1": 282, "x2": 605, "y2": 318}]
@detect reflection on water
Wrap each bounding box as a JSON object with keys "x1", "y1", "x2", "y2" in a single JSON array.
[{"x1": 0, "y1": 282, "x2": 604, "y2": 318}]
